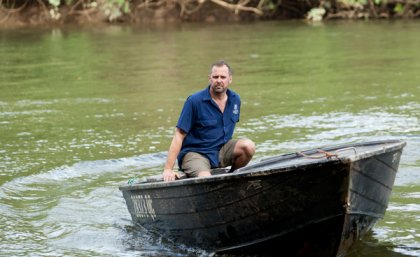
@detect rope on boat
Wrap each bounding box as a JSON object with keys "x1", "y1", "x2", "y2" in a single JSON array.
[
  {"x1": 298, "y1": 147, "x2": 357, "y2": 159},
  {"x1": 127, "y1": 178, "x2": 138, "y2": 185}
]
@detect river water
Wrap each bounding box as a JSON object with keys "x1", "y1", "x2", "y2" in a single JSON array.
[{"x1": 0, "y1": 20, "x2": 419, "y2": 257}]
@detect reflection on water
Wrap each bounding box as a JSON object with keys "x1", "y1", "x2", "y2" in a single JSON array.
[
  {"x1": 1, "y1": 21, "x2": 419, "y2": 256},
  {"x1": 347, "y1": 233, "x2": 416, "y2": 257}
]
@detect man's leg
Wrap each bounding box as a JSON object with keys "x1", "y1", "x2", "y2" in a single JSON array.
[
  {"x1": 232, "y1": 138, "x2": 255, "y2": 170},
  {"x1": 181, "y1": 152, "x2": 212, "y2": 177},
  {"x1": 219, "y1": 139, "x2": 255, "y2": 171}
]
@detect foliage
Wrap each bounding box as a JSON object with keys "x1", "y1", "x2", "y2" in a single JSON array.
[
  {"x1": 101, "y1": 0, "x2": 130, "y2": 21},
  {"x1": 48, "y1": 0, "x2": 61, "y2": 7},
  {"x1": 394, "y1": 3, "x2": 405, "y2": 13},
  {"x1": 307, "y1": 7, "x2": 326, "y2": 21},
  {"x1": 0, "y1": 0, "x2": 419, "y2": 25},
  {"x1": 44, "y1": 0, "x2": 130, "y2": 21}
]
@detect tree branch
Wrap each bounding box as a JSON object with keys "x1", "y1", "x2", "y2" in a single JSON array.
[{"x1": 209, "y1": 0, "x2": 263, "y2": 15}]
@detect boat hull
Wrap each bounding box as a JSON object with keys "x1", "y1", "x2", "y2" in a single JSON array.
[{"x1": 119, "y1": 140, "x2": 405, "y2": 256}]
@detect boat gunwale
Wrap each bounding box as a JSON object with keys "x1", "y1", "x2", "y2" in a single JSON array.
[
  {"x1": 119, "y1": 158, "x2": 343, "y2": 191},
  {"x1": 119, "y1": 140, "x2": 406, "y2": 191}
]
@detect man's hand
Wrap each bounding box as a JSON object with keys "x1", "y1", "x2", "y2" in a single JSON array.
[{"x1": 163, "y1": 169, "x2": 179, "y2": 182}]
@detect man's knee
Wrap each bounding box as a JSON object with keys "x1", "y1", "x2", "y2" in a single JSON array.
[{"x1": 237, "y1": 138, "x2": 256, "y2": 157}]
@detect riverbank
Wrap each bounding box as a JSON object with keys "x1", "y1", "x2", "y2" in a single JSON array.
[{"x1": 0, "y1": 0, "x2": 419, "y2": 28}]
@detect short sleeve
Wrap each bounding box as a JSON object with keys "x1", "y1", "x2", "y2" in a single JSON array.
[{"x1": 176, "y1": 96, "x2": 194, "y2": 133}]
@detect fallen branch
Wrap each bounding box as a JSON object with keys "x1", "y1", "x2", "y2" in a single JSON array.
[
  {"x1": 136, "y1": 0, "x2": 166, "y2": 10},
  {"x1": 368, "y1": 0, "x2": 378, "y2": 17},
  {"x1": 36, "y1": 0, "x2": 49, "y2": 15},
  {"x1": 209, "y1": 0, "x2": 264, "y2": 15},
  {"x1": 0, "y1": 0, "x2": 29, "y2": 24},
  {"x1": 178, "y1": 0, "x2": 205, "y2": 16},
  {"x1": 67, "y1": 0, "x2": 98, "y2": 21},
  {"x1": 0, "y1": 0, "x2": 29, "y2": 13}
]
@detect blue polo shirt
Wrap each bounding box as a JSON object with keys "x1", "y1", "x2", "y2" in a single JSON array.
[{"x1": 177, "y1": 86, "x2": 241, "y2": 169}]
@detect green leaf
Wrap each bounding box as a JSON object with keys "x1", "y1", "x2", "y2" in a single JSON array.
[
  {"x1": 307, "y1": 7, "x2": 326, "y2": 21},
  {"x1": 123, "y1": 2, "x2": 130, "y2": 13},
  {"x1": 394, "y1": 3, "x2": 404, "y2": 14},
  {"x1": 49, "y1": 0, "x2": 61, "y2": 7}
]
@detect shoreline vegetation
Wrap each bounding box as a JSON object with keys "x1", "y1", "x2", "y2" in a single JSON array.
[{"x1": 0, "y1": 0, "x2": 419, "y2": 27}]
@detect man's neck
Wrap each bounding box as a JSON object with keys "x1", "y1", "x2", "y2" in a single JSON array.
[
  {"x1": 212, "y1": 94, "x2": 227, "y2": 102},
  {"x1": 210, "y1": 90, "x2": 227, "y2": 101},
  {"x1": 210, "y1": 92, "x2": 228, "y2": 113}
]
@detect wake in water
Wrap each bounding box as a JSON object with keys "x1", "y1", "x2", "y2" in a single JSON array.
[
  {"x1": 0, "y1": 151, "x2": 183, "y2": 256},
  {"x1": 0, "y1": 152, "x2": 167, "y2": 198}
]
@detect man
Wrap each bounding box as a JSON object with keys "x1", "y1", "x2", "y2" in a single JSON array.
[{"x1": 162, "y1": 60, "x2": 255, "y2": 182}]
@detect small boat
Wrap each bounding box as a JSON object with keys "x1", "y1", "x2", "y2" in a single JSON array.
[{"x1": 119, "y1": 140, "x2": 406, "y2": 256}]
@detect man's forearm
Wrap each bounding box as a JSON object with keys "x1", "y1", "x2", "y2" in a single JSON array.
[
  {"x1": 164, "y1": 142, "x2": 180, "y2": 170},
  {"x1": 164, "y1": 128, "x2": 185, "y2": 170}
]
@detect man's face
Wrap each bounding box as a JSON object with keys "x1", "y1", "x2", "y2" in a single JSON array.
[{"x1": 209, "y1": 65, "x2": 232, "y2": 94}]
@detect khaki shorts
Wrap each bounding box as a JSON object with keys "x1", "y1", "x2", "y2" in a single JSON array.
[{"x1": 181, "y1": 140, "x2": 237, "y2": 177}]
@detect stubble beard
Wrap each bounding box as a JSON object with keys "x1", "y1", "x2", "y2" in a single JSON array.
[{"x1": 212, "y1": 83, "x2": 226, "y2": 94}]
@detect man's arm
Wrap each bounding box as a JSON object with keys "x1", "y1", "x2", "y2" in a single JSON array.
[{"x1": 163, "y1": 127, "x2": 186, "y2": 182}]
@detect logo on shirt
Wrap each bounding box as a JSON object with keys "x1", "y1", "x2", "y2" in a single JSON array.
[{"x1": 233, "y1": 104, "x2": 239, "y2": 115}]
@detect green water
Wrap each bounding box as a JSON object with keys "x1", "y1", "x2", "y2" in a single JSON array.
[{"x1": 1, "y1": 21, "x2": 419, "y2": 256}]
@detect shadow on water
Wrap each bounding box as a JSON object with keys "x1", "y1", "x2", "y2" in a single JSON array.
[
  {"x1": 121, "y1": 223, "x2": 215, "y2": 257},
  {"x1": 120, "y1": 223, "x2": 418, "y2": 257}
]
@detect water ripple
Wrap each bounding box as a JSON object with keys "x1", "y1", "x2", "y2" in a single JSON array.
[{"x1": 0, "y1": 152, "x2": 167, "y2": 198}]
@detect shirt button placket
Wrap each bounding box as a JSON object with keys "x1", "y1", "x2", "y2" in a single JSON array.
[{"x1": 223, "y1": 115, "x2": 228, "y2": 142}]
